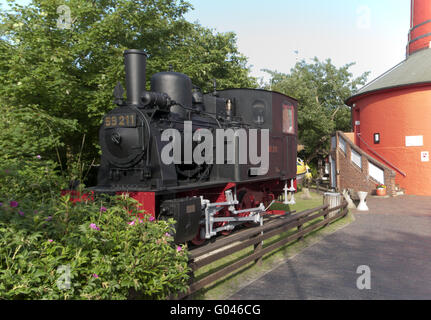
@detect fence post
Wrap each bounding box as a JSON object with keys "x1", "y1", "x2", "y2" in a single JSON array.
[
  {"x1": 342, "y1": 202, "x2": 349, "y2": 217},
  {"x1": 254, "y1": 216, "x2": 264, "y2": 265},
  {"x1": 297, "y1": 218, "x2": 304, "y2": 241},
  {"x1": 253, "y1": 242, "x2": 262, "y2": 265},
  {"x1": 323, "y1": 207, "x2": 330, "y2": 227}
]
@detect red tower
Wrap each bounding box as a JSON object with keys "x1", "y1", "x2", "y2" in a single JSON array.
[
  {"x1": 408, "y1": 0, "x2": 431, "y2": 56},
  {"x1": 346, "y1": 0, "x2": 431, "y2": 196}
]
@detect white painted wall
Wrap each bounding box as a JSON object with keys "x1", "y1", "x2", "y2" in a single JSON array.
[
  {"x1": 351, "y1": 149, "x2": 362, "y2": 169},
  {"x1": 368, "y1": 161, "x2": 385, "y2": 184}
]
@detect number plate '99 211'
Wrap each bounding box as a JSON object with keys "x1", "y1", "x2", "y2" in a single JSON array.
[{"x1": 104, "y1": 114, "x2": 137, "y2": 128}]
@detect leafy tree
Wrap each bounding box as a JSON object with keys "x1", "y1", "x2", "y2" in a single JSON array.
[
  {"x1": 0, "y1": 0, "x2": 256, "y2": 176},
  {"x1": 264, "y1": 58, "x2": 369, "y2": 163}
]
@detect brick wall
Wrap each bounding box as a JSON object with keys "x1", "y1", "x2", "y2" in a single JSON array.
[{"x1": 332, "y1": 131, "x2": 396, "y2": 196}]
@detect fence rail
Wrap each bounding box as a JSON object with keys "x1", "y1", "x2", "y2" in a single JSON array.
[{"x1": 172, "y1": 201, "x2": 349, "y2": 300}]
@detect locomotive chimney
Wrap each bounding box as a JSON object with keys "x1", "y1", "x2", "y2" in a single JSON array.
[
  {"x1": 407, "y1": 0, "x2": 431, "y2": 56},
  {"x1": 124, "y1": 49, "x2": 147, "y2": 106}
]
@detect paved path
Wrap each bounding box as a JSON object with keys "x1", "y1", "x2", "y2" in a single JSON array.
[{"x1": 230, "y1": 195, "x2": 431, "y2": 300}]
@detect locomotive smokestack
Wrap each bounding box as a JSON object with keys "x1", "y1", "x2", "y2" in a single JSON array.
[
  {"x1": 124, "y1": 49, "x2": 147, "y2": 106},
  {"x1": 408, "y1": 0, "x2": 431, "y2": 56}
]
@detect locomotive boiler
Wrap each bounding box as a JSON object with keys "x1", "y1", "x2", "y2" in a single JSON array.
[{"x1": 94, "y1": 49, "x2": 298, "y2": 245}]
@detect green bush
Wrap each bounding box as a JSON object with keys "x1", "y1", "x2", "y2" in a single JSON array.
[
  {"x1": 0, "y1": 157, "x2": 67, "y2": 204},
  {"x1": 0, "y1": 172, "x2": 190, "y2": 299}
]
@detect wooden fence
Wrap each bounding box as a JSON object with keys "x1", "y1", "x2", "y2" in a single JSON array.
[{"x1": 172, "y1": 201, "x2": 348, "y2": 300}]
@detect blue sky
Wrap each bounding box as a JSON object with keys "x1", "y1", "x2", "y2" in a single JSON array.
[
  {"x1": 2, "y1": 0, "x2": 411, "y2": 84},
  {"x1": 184, "y1": 0, "x2": 411, "y2": 83}
]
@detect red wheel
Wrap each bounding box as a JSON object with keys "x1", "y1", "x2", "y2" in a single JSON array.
[
  {"x1": 237, "y1": 189, "x2": 262, "y2": 228},
  {"x1": 191, "y1": 226, "x2": 206, "y2": 246}
]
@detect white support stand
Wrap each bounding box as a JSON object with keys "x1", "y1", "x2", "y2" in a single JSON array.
[
  {"x1": 283, "y1": 179, "x2": 296, "y2": 205},
  {"x1": 357, "y1": 191, "x2": 369, "y2": 211}
]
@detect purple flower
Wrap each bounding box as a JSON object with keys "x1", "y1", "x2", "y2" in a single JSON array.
[
  {"x1": 90, "y1": 223, "x2": 100, "y2": 231},
  {"x1": 45, "y1": 216, "x2": 52, "y2": 221},
  {"x1": 177, "y1": 246, "x2": 182, "y2": 252},
  {"x1": 128, "y1": 220, "x2": 136, "y2": 226},
  {"x1": 99, "y1": 206, "x2": 107, "y2": 213},
  {"x1": 36, "y1": 155, "x2": 42, "y2": 159},
  {"x1": 18, "y1": 211, "x2": 25, "y2": 216},
  {"x1": 92, "y1": 274, "x2": 99, "y2": 278},
  {"x1": 148, "y1": 216, "x2": 155, "y2": 222},
  {"x1": 165, "y1": 233, "x2": 171, "y2": 237},
  {"x1": 9, "y1": 201, "x2": 18, "y2": 208},
  {"x1": 48, "y1": 239, "x2": 53, "y2": 243},
  {"x1": 0, "y1": 202, "x2": 3, "y2": 207},
  {"x1": 33, "y1": 210, "x2": 38, "y2": 214}
]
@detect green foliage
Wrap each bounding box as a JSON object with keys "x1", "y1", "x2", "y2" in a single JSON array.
[
  {"x1": 149, "y1": 24, "x2": 256, "y2": 92},
  {"x1": 0, "y1": 0, "x2": 256, "y2": 169},
  {"x1": 0, "y1": 191, "x2": 190, "y2": 300},
  {"x1": 0, "y1": 105, "x2": 77, "y2": 165},
  {"x1": 0, "y1": 157, "x2": 67, "y2": 204},
  {"x1": 264, "y1": 58, "x2": 369, "y2": 162},
  {"x1": 0, "y1": 107, "x2": 190, "y2": 300}
]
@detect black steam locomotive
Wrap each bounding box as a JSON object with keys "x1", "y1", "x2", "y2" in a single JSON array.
[{"x1": 94, "y1": 49, "x2": 298, "y2": 245}]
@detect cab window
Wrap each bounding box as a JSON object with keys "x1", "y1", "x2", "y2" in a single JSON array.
[{"x1": 283, "y1": 103, "x2": 295, "y2": 134}]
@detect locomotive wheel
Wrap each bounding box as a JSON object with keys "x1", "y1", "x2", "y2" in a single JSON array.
[
  {"x1": 217, "y1": 207, "x2": 233, "y2": 236},
  {"x1": 237, "y1": 189, "x2": 263, "y2": 228},
  {"x1": 221, "y1": 228, "x2": 233, "y2": 236},
  {"x1": 191, "y1": 226, "x2": 206, "y2": 246}
]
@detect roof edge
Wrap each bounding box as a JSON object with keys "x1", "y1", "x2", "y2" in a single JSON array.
[{"x1": 346, "y1": 81, "x2": 431, "y2": 105}]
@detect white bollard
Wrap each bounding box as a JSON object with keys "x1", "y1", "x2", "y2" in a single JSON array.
[
  {"x1": 342, "y1": 189, "x2": 357, "y2": 210},
  {"x1": 356, "y1": 191, "x2": 369, "y2": 211}
]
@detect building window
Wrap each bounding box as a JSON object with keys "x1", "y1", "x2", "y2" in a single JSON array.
[
  {"x1": 368, "y1": 161, "x2": 385, "y2": 185},
  {"x1": 374, "y1": 133, "x2": 380, "y2": 144},
  {"x1": 351, "y1": 149, "x2": 362, "y2": 169},
  {"x1": 252, "y1": 100, "x2": 266, "y2": 125},
  {"x1": 331, "y1": 136, "x2": 336, "y2": 151},
  {"x1": 339, "y1": 137, "x2": 347, "y2": 154}
]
